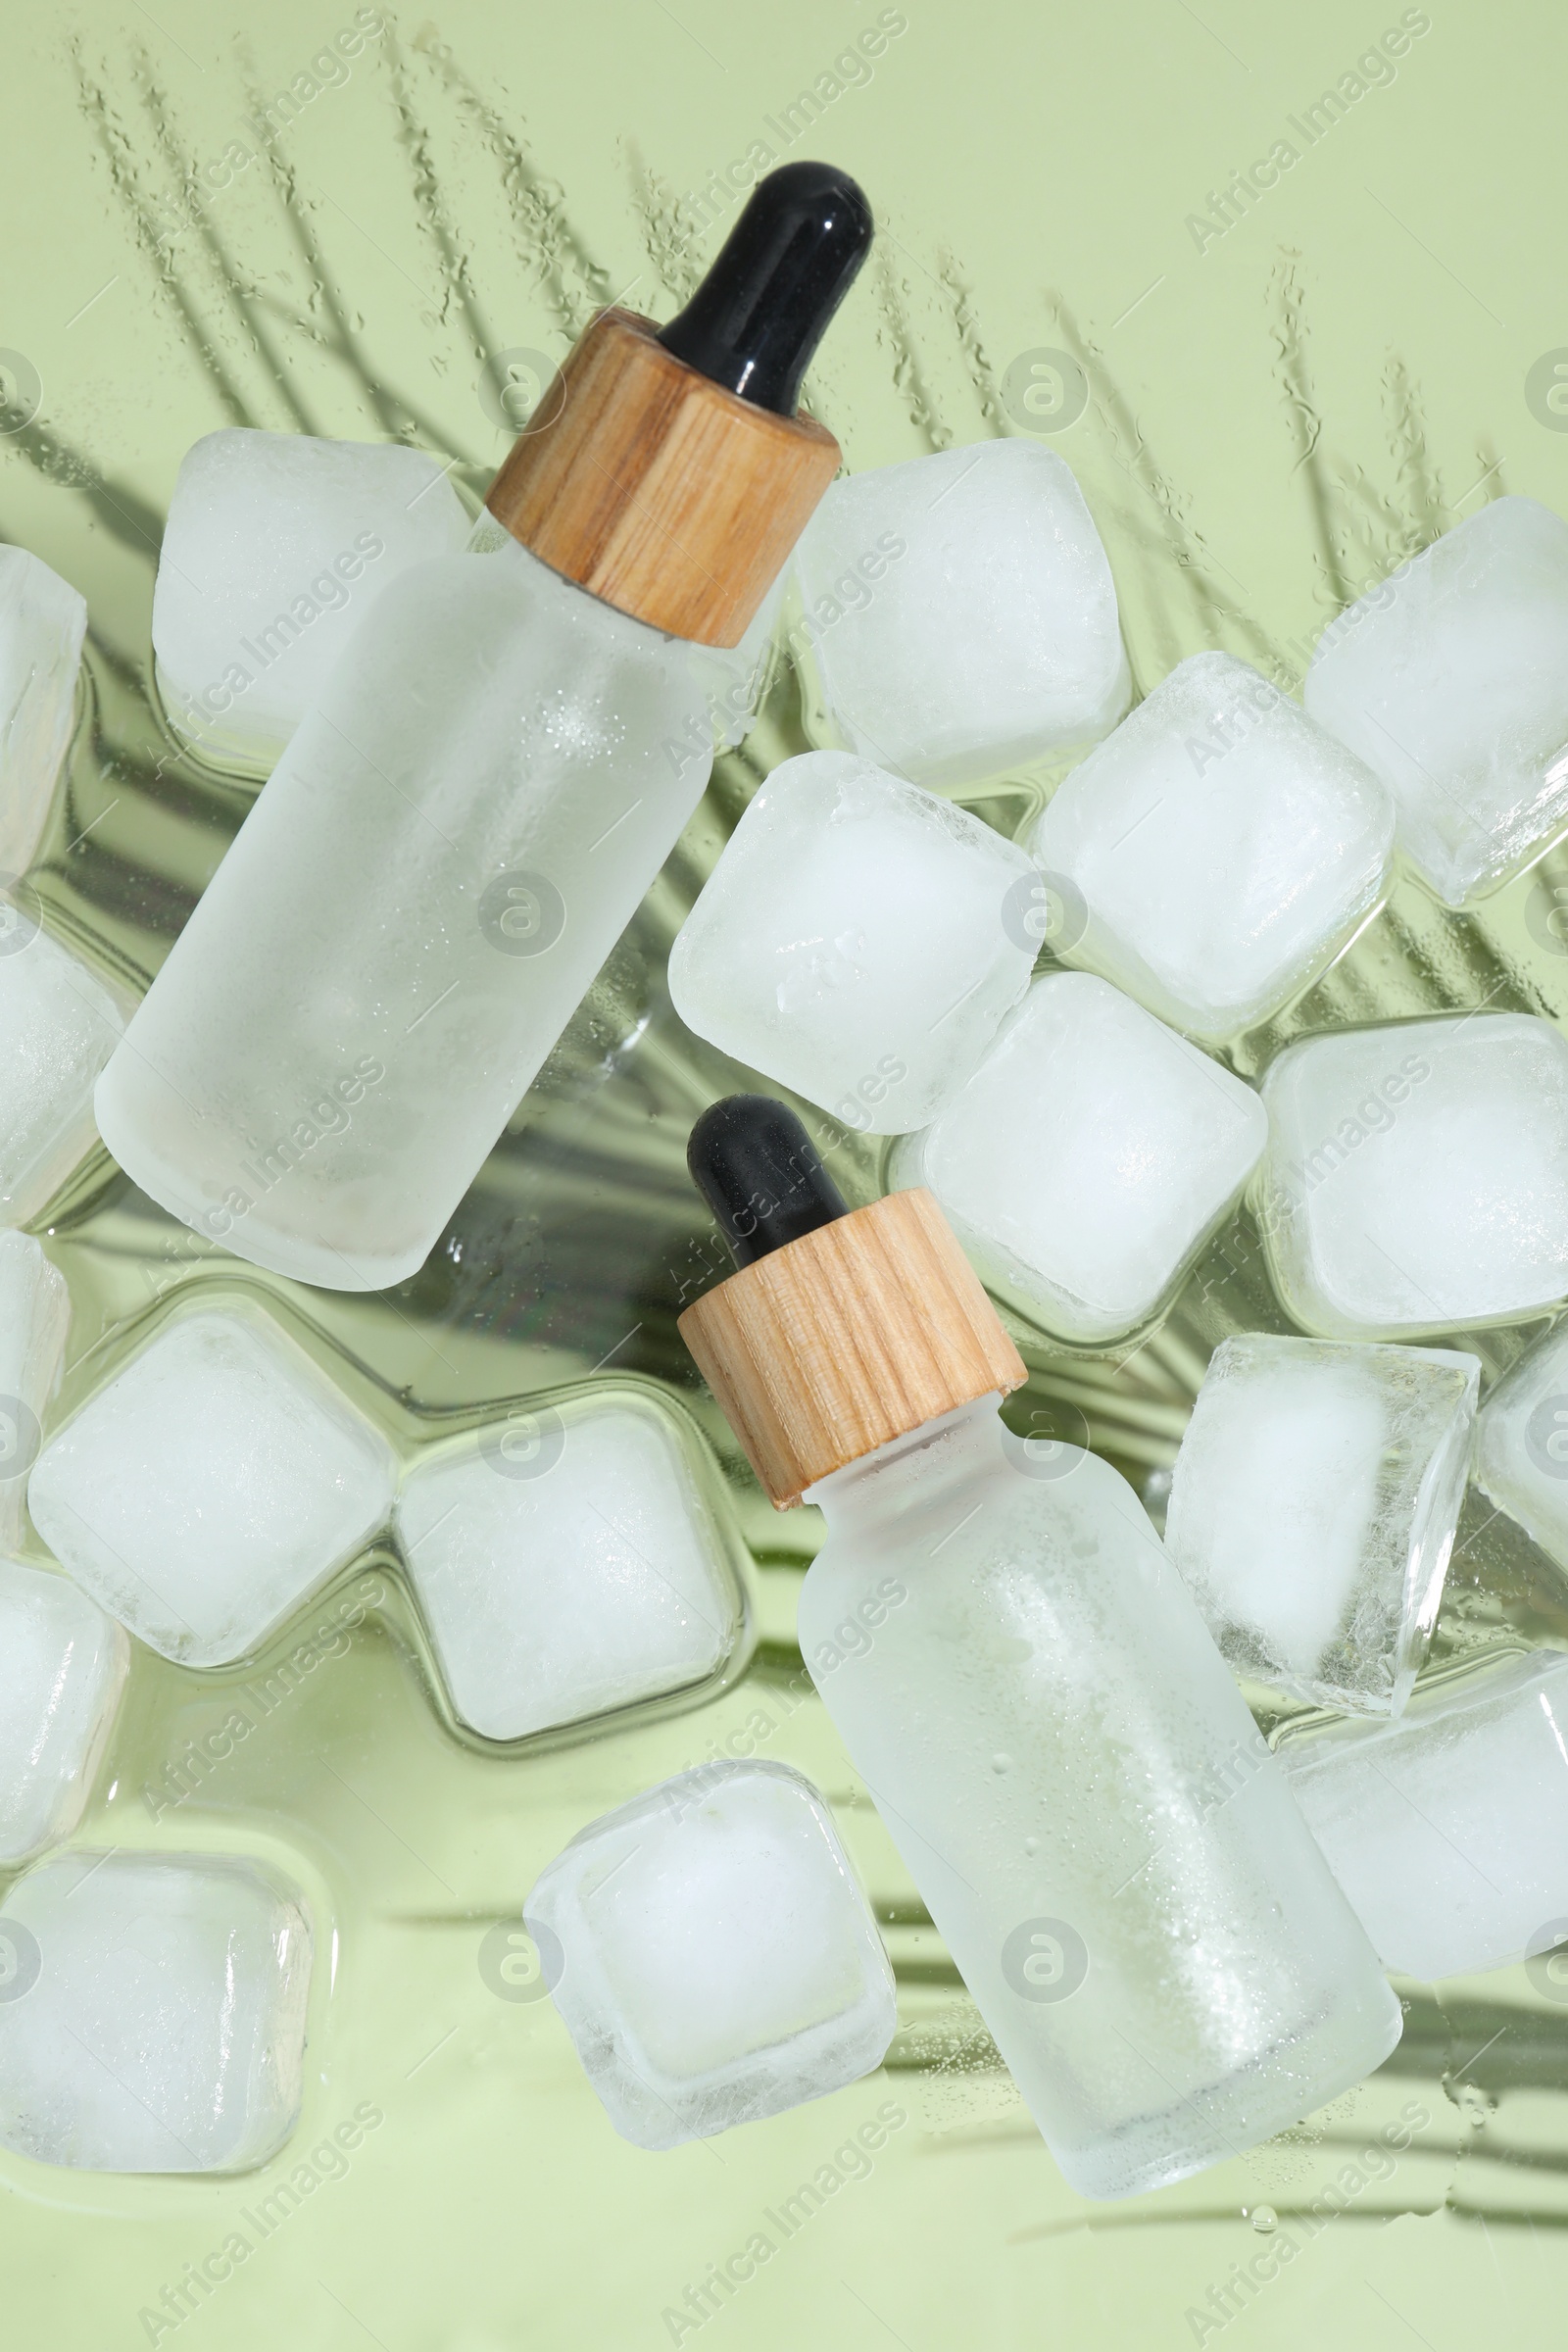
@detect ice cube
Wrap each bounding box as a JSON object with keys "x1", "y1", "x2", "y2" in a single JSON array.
[
  {"x1": 0, "y1": 1849, "x2": 311, "y2": 2170},
  {"x1": 794, "y1": 438, "x2": 1128, "y2": 788},
  {"x1": 1278, "y1": 1650, "x2": 1568, "y2": 1980},
  {"x1": 1164, "y1": 1334, "x2": 1479, "y2": 1715},
  {"x1": 667, "y1": 751, "x2": 1038, "y2": 1133},
  {"x1": 0, "y1": 1231, "x2": 69, "y2": 1551},
  {"x1": 892, "y1": 972, "x2": 1266, "y2": 1343},
  {"x1": 27, "y1": 1304, "x2": 394, "y2": 1666},
  {"x1": 1257, "y1": 1011, "x2": 1568, "y2": 1338},
  {"x1": 0, "y1": 912, "x2": 125, "y2": 1224},
  {"x1": 0, "y1": 1560, "x2": 126, "y2": 1865},
  {"x1": 152, "y1": 427, "x2": 469, "y2": 770},
  {"x1": 1029, "y1": 652, "x2": 1395, "y2": 1044},
  {"x1": 395, "y1": 1393, "x2": 746, "y2": 1742},
  {"x1": 1303, "y1": 497, "x2": 1568, "y2": 906},
  {"x1": 0, "y1": 547, "x2": 87, "y2": 879},
  {"x1": 1473, "y1": 1321, "x2": 1568, "y2": 1571},
  {"x1": 525, "y1": 1760, "x2": 895, "y2": 2148}
]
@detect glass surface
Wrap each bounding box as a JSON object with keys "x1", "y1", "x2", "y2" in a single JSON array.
[{"x1": 2, "y1": 2, "x2": 1565, "y2": 2343}]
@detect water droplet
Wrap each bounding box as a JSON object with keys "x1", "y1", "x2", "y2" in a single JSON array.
[
  {"x1": 1022, "y1": 1835, "x2": 1039, "y2": 1855},
  {"x1": 1250, "y1": 2204, "x2": 1278, "y2": 2234},
  {"x1": 991, "y1": 1752, "x2": 1011, "y2": 1775}
]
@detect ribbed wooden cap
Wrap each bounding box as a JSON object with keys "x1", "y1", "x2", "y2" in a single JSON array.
[
  {"x1": 484, "y1": 308, "x2": 841, "y2": 649},
  {"x1": 678, "y1": 1189, "x2": 1027, "y2": 1508}
]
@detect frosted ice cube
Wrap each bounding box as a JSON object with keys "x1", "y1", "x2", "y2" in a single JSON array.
[
  {"x1": 526, "y1": 1760, "x2": 895, "y2": 2148},
  {"x1": 1258, "y1": 1012, "x2": 1568, "y2": 1338},
  {"x1": 1473, "y1": 1321, "x2": 1568, "y2": 1571},
  {"x1": 795, "y1": 439, "x2": 1128, "y2": 788},
  {"x1": 0, "y1": 547, "x2": 86, "y2": 878},
  {"x1": 0, "y1": 913, "x2": 124, "y2": 1224},
  {"x1": 1303, "y1": 497, "x2": 1568, "y2": 906},
  {"x1": 1279, "y1": 1651, "x2": 1568, "y2": 1980},
  {"x1": 28, "y1": 1304, "x2": 394, "y2": 1666},
  {"x1": 1029, "y1": 652, "x2": 1395, "y2": 1043},
  {"x1": 395, "y1": 1393, "x2": 745, "y2": 1741},
  {"x1": 668, "y1": 751, "x2": 1038, "y2": 1133},
  {"x1": 892, "y1": 972, "x2": 1266, "y2": 1343},
  {"x1": 0, "y1": 1231, "x2": 69, "y2": 1551},
  {"x1": 0, "y1": 1849, "x2": 311, "y2": 2170},
  {"x1": 0, "y1": 1560, "x2": 126, "y2": 1865},
  {"x1": 1165, "y1": 1334, "x2": 1479, "y2": 1715},
  {"x1": 152, "y1": 428, "x2": 469, "y2": 770}
]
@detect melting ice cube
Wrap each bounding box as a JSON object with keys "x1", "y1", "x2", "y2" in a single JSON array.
[
  {"x1": 28, "y1": 1304, "x2": 394, "y2": 1666},
  {"x1": 795, "y1": 439, "x2": 1128, "y2": 788},
  {"x1": 0, "y1": 1560, "x2": 126, "y2": 1865},
  {"x1": 525, "y1": 1760, "x2": 896, "y2": 2148},
  {"x1": 0, "y1": 1849, "x2": 312, "y2": 2170},
  {"x1": 0, "y1": 913, "x2": 124, "y2": 1224},
  {"x1": 668, "y1": 750, "x2": 1038, "y2": 1133},
  {"x1": 1165, "y1": 1334, "x2": 1479, "y2": 1715},
  {"x1": 0, "y1": 1231, "x2": 69, "y2": 1551}
]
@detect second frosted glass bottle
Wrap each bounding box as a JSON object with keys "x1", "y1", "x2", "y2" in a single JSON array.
[
  {"x1": 93, "y1": 166, "x2": 869, "y2": 1291},
  {"x1": 678, "y1": 1097, "x2": 1402, "y2": 2200}
]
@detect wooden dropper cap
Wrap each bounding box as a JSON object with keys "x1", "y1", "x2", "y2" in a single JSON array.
[
  {"x1": 678, "y1": 1097, "x2": 1027, "y2": 1509},
  {"x1": 485, "y1": 164, "x2": 871, "y2": 648}
]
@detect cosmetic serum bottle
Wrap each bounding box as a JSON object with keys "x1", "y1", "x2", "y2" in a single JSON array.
[
  {"x1": 95, "y1": 165, "x2": 870, "y2": 1292},
  {"x1": 678, "y1": 1095, "x2": 1401, "y2": 2200}
]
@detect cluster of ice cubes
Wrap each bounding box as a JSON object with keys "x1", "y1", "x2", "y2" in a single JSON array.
[
  {"x1": 525, "y1": 1760, "x2": 896, "y2": 2148},
  {"x1": 1164, "y1": 1335, "x2": 1479, "y2": 1716},
  {"x1": 668, "y1": 750, "x2": 1039, "y2": 1132},
  {"x1": 153, "y1": 428, "x2": 470, "y2": 771},
  {"x1": 396, "y1": 1392, "x2": 745, "y2": 1741},
  {"x1": 28, "y1": 1302, "x2": 395, "y2": 1667}
]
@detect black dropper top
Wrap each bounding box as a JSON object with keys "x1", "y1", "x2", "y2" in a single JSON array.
[
  {"x1": 688, "y1": 1095, "x2": 849, "y2": 1269},
  {"x1": 658, "y1": 162, "x2": 872, "y2": 416}
]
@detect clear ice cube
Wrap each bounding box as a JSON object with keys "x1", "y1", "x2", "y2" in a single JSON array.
[
  {"x1": 1164, "y1": 1334, "x2": 1479, "y2": 1715},
  {"x1": 1279, "y1": 1651, "x2": 1568, "y2": 1981},
  {"x1": 27, "y1": 1304, "x2": 395, "y2": 1666},
  {"x1": 0, "y1": 1560, "x2": 126, "y2": 1865},
  {"x1": 892, "y1": 971, "x2": 1266, "y2": 1343},
  {"x1": 525, "y1": 1760, "x2": 896, "y2": 2149},
  {"x1": 794, "y1": 439, "x2": 1128, "y2": 788},
  {"x1": 152, "y1": 427, "x2": 469, "y2": 769},
  {"x1": 0, "y1": 546, "x2": 86, "y2": 879},
  {"x1": 1029, "y1": 651, "x2": 1395, "y2": 1043},
  {"x1": 1257, "y1": 1011, "x2": 1568, "y2": 1338},
  {"x1": 0, "y1": 1231, "x2": 69, "y2": 1552},
  {"x1": 667, "y1": 750, "x2": 1038, "y2": 1133},
  {"x1": 0, "y1": 914, "x2": 124, "y2": 1224},
  {"x1": 1473, "y1": 1320, "x2": 1568, "y2": 1571},
  {"x1": 0, "y1": 1849, "x2": 312, "y2": 2170},
  {"x1": 395, "y1": 1394, "x2": 745, "y2": 1741},
  {"x1": 1303, "y1": 496, "x2": 1568, "y2": 906}
]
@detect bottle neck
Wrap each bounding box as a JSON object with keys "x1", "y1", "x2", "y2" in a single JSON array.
[{"x1": 804, "y1": 1395, "x2": 1004, "y2": 1541}]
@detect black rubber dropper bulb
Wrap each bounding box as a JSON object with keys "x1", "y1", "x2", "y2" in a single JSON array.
[
  {"x1": 658, "y1": 161, "x2": 872, "y2": 416},
  {"x1": 688, "y1": 1095, "x2": 850, "y2": 1269}
]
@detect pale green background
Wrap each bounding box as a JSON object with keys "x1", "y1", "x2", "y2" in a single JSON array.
[{"x1": 3, "y1": 2, "x2": 1568, "y2": 2347}]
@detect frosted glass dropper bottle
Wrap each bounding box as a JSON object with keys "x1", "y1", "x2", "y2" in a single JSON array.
[
  {"x1": 678, "y1": 1096, "x2": 1401, "y2": 2200},
  {"x1": 94, "y1": 165, "x2": 870, "y2": 1292}
]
